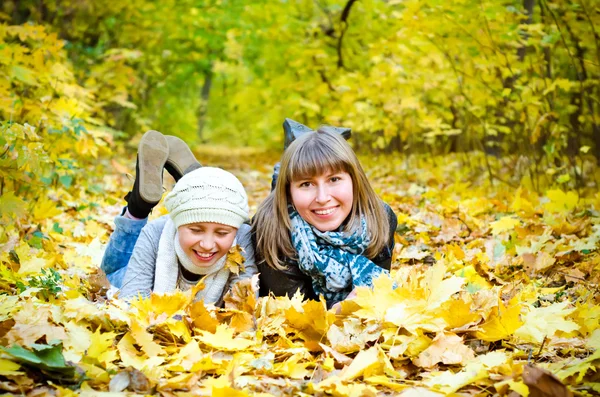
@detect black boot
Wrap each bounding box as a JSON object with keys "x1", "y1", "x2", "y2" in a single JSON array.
[
  {"x1": 125, "y1": 130, "x2": 169, "y2": 219},
  {"x1": 283, "y1": 118, "x2": 314, "y2": 150},
  {"x1": 282, "y1": 118, "x2": 351, "y2": 150},
  {"x1": 164, "y1": 135, "x2": 201, "y2": 182},
  {"x1": 274, "y1": 119, "x2": 352, "y2": 190}
]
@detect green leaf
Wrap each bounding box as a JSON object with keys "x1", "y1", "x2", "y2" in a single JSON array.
[
  {"x1": 10, "y1": 65, "x2": 38, "y2": 86},
  {"x1": 0, "y1": 191, "x2": 27, "y2": 223},
  {"x1": 0, "y1": 342, "x2": 76, "y2": 376},
  {"x1": 59, "y1": 175, "x2": 73, "y2": 188}
]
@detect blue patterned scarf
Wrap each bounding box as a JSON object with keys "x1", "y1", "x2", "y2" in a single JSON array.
[{"x1": 289, "y1": 209, "x2": 388, "y2": 305}]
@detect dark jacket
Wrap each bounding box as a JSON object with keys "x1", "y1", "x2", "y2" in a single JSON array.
[{"x1": 254, "y1": 203, "x2": 398, "y2": 300}]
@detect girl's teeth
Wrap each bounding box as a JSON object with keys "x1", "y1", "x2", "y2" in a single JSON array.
[
  {"x1": 197, "y1": 252, "x2": 214, "y2": 258},
  {"x1": 315, "y1": 208, "x2": 335, "y2": 215}
]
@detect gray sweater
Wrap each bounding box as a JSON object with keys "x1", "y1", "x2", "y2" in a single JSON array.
[{"x1": 119, "y1": 216, "x2": 257, "y2": 303}]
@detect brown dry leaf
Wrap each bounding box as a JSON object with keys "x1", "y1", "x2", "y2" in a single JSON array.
[
  {"x1": 109, "y1": 367, "x2": 151, "y2": 393},
  {"x1": 327, "y1": 318, "x2": 380, "y2": 354},
  {"x1": 224, "y1": 274, "x2": 259, "y2": 313},
  {"x1": 86, "y1": 268, "x2": 110, "y2": 299},
  {"x1": 0, "y1": 319, "x2": 15, "y2": 339},
  {"x1": 563, "y1": 268, "x2": 586, "y2": 283},
  {"x1": 523, "y1": 251, "x2": 556, "y2": 275},
  {"x1": 413, "y1": 332, "x2": 475, "y2": 368},
  {"x1": 522, "y1": 364, "x2": 573, "y2": 397},
  {"x1": 319, "y1": 342, "x2": 352, "y2": 366},
  {"x1": 4, "y1": 303, "x2": 66, "y2": 345}
]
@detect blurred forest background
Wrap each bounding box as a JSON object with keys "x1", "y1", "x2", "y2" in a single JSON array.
[{"x1": 1, "y1": 0, "x2": 599, "y2": 216}]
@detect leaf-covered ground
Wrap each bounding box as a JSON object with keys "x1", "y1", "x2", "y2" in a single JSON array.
[{"x1": 1, "y1": 148, "x2": 599, "y2": 396}]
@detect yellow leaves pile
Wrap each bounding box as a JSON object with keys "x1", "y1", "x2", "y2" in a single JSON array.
[{"x1": 0, "y1": 148, "x2": 598, "y2": 396}]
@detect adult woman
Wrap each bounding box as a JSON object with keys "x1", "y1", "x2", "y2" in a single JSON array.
[{"x1": 252, "y1": 128, "x2": 397, "y2": 307}]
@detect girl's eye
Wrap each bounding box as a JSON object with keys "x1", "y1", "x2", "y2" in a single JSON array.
[
  {"x1": 330, "y1": 176, "x2": 341, "y2": 182},
  {"x1": 299, "y1": 181, "x2": 312, "y2": 188},
  {"x1": 217, "y1": 231, "x2": 231, "y2": 237}
]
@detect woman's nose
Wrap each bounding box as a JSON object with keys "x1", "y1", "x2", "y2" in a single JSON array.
[{"x1": 315, "y1": 184, "x2": 331, "y2": 203}]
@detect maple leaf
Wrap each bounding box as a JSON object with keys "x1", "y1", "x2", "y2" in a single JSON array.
[
  {"x1": 4, "y1": 302, "x2": 66, "y2": 346},
  {"x1": 166, "y1": 340, "x2": 205, "y2": 372},
  {"x1": 424, "y1": 361, "x2": 488, "y2": 394},
  {"x1": 490, "y1": 216, "x2": 520, "y2": 235},
  {"x1": 0, "y1": 191, "x2": 27, "y2": 222},
  {"x1": 87, "y1": 327, "x2": 118, "y2": 367},
  {"x1": 187, "y1": 300, "x2": 219, "y2": 333},
  {"x1": 224, "y1": 273, "x2": 259, "y2": 314},
  {"x1": 272, "y1": 354, "x2": 311, "y2": 379},
  {"x1": 212, "y1": 387, "x2": 250, "y2": 397},
  {"x1": 317, "y1": 347, "x2": 380, "y2": 388},
  {"x1": 515, "y1": 301, "x2": 580, "y2": 344},
  {"x1": 413, "y1": 332, "x2": 475, "y2": 368},
  {"x1": 441, "y1": 294, "x2": 482, "y2": 330},
  {"x1": 0, "y1": 358, "x2": 22, "y2": 376},
  {"x1": 423, "y1": 260, "x2": 465, "y2": 310},
  {"x1": 544, "y1": 189, "x2": 578, "y2": 213},
  {"x1": 31, "y1": 197, "x2": 62, "y2": 223},
  {"x1": 130, "y1": 320, "x2": 165, "y2": 357},
  {"x1": 523, "y1": 364, "x2": 573, "y2": 397},
  {"x1": 62, "y1": 322, "x2": 92, "y2": 362},
  {"x1": 327, "y1": 317, "x2": 380, "y2": 354},
  {"x1": 196, "y1": 324, "x2": 254, "y2": 351},
  {"x1": 474, "y1": 295, "x2": 523, "y2": 342},
  {"x1": 388, "y1": 332, "x2": 432, "y2": 359},
  {"x1": 116, "y1": 333, "x2": 164, "y2": 372},
  {"x1": 129, "y1": 290, "x2": 189, "y2": 326},
  {"x1": 285, "y1": 298, "x2": 335, "y2": 348},
  {"x1": 353, "y1": 274, "x2": 402, "y2": 320},
  {"x1": 225, "y1": 245, "x2": 246, "y2": 275}
]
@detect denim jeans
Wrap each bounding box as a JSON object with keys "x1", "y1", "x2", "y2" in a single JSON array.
[{"x1": 101, "y1": 212, "x2": 147, "y2": 288}]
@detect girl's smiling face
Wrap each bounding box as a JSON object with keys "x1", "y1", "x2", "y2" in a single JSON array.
[
  {"x1": 178, "y1": 222, "x2": 237, "y2": 267},
  {"x1": 289, "y1": 170, "x2": 354, "y2": 232}
]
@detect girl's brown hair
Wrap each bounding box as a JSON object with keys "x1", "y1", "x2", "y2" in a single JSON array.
[{"x1": 252, "y1": 128, "x2": 390, "y2": 270}]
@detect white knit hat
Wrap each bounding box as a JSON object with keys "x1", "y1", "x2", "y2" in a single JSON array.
[{"x1": 164, "y1": 167, "x2": 249, "y2": 229}]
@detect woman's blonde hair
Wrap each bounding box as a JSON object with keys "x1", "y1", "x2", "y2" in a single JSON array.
[{"x1": 252, "y1": 128, "x2": 390, "y2": 270}]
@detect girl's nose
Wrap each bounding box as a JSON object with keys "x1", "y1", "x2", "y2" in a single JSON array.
[
  {"x1": 315, "y1": 184, "x2": 331, "y2": 204},
  {"x1": 199, "y1": 236, "x2": 215, "y2": 250}
]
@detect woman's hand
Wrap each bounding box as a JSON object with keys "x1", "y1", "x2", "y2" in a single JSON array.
[{"x1": 331, "y1": 288, "x2": 358, "y2": 314}]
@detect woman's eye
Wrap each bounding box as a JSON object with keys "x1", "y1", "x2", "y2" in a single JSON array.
[
  {"x1": 330, "y1": 176, "x2": 341, "y2": 182},
  {"x1": 299, "y1": 181, "x2": 311, "y2": 188}
]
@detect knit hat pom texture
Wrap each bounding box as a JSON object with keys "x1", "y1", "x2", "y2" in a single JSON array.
[{"x1": 165, "y1": 167, "x2": 249, "y2": 229}]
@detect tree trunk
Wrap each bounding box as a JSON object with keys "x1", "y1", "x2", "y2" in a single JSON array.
[
  {"x1": 518, "y1": 0, "x2": 535, "y2": 61},
  {"x1": 196, "y1": 69, "x2": 213, "y2": 142}
]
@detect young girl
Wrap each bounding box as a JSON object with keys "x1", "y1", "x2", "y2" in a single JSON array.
[
  {"x1": 101, "y1": 130, "x2": 256, "y2": 305},
  {"x1": 252, "y1": 128, "x2": 397, "y2": 307}
]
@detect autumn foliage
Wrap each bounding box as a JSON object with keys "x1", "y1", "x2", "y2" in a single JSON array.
[{"x1": 1, "y1": 1, "x2": 599, "y2": 396}]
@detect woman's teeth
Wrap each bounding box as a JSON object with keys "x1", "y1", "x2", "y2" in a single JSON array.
[{"x1": 314, "y1": 208, "x2": 335, "y2": 215}]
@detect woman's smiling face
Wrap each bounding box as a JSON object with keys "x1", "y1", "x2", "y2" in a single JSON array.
[
  {"x1": 178, "y1": 222, "x2": 237, "y2": 267},
  {"x1": 289, "y1": 170, "x2": 354, "y2": 232}
]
